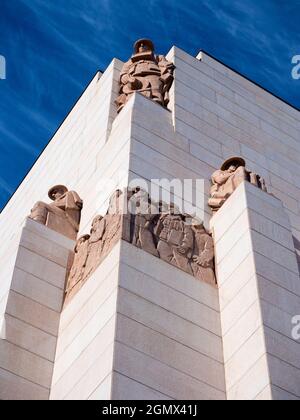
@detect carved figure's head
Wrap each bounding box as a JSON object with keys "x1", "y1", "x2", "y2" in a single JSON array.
[
  {"x1": 48, "y1": 185, "x2": 68, "y2": 201},
  {"x1": 193, "y1": 223, "x2": 205, "y2": 232},
  {"x1": 220, "y1": 157, "x2": 246, "y2": 173},
  {"x1": 134, "y1": 39, "x2": 154, "y2": 54},
  {"x1": 187, "y1": 216, "x2": 205, "y2": 231},
  {"x1": 168, "y1": 202, "x2": 181, "y2": 216}
]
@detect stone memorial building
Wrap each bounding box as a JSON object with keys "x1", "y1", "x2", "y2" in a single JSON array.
[{"x1": 0, "y1": 40, "x2": 300, "y2": 400}]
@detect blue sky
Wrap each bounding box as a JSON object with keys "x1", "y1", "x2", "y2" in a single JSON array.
[{"x1": 0, "y1": 0, "x2": 299, "y2": 211}]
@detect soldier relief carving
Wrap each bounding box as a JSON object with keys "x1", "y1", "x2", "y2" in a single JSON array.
[
  {"x1": 65, "y1": 188, "x2": 217, "y2": 300},
  {"x1": 29, "y1": 185, "x2": 83, "y2": 240},
  {"x1": 115, "y1": 39, "x2": 175, "y2": 113},
  {"x1": 65, "y1": 190, "x2": 123, "y2": 298},
  {"x1": 129, "y1": 190, "x2": 216, "y2": 285},
  {"x1": 208, "y1": 157, "x2": 267, "y2": 213},
  {"x1": 155, "y1": 209, "x2": 216, "y2": 285}
]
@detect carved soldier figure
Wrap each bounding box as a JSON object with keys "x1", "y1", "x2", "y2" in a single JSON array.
[
  {"x1": 129, "y1": 188, "x2": 159, "y2": 257},
  {"x1": 115, "y1": 39, "x2": 175, "y2": 113},
  {"x1": 155, "y1": 204, "x2": 193, "y2": 274},
  {"x1": 100, "y1": 190, "x2": 123, "y2": 257},
  {"x1": 66, "y1": 234, "x2": 90, "y2": 296},
  {"x1": 107, "y1": 189, "x2": 124, "y2": 215},
  {"x1": 191, "y1": 223, "x2": 216, "y2": 285},
  {"x1": 208, "y1": 157, "x2": 267, "y2": 213},
  {"x1": 84, "y1": 215, "x2": 106, "y2": 279},
  {"x1": 30, "y1": 185, "x2": 83, "y2": 240},
  {"x1": 208, "y1": 157, "x2": 247, "y2": 213},
  {"x1": 67, "y1": 191, "x2": 125, "y2": 294}
]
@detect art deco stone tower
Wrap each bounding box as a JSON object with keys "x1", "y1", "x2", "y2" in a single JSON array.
[{"x1": 0, "y1": 40, "x2": 300, "y2": 400}]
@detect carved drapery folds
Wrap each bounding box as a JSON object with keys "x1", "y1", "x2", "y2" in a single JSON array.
[
  {"x1": 208, "y1": 157, "x2": 267, "y2": 213},
  {"x1": 29, "y1": 185, "x2": 83, "y2": 240},
  {"x1": 115, "y1": 39, "x2": 175, "y2": 113},
  {"x1": 65, "y1": 188, "x2": 217, "y2": 301}
]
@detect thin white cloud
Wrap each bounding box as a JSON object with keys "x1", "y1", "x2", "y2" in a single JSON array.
[{"x1": 0, "y1": 123, "x2": 39, "y2": 156}]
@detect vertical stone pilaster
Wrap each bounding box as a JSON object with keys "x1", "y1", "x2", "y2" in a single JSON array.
[
  {"x1": 0, "y1": 218, "x2": 74, "y2": 400},
  {"x1": 211, "y1": 181, "x2": 300, "y2": 400}
]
